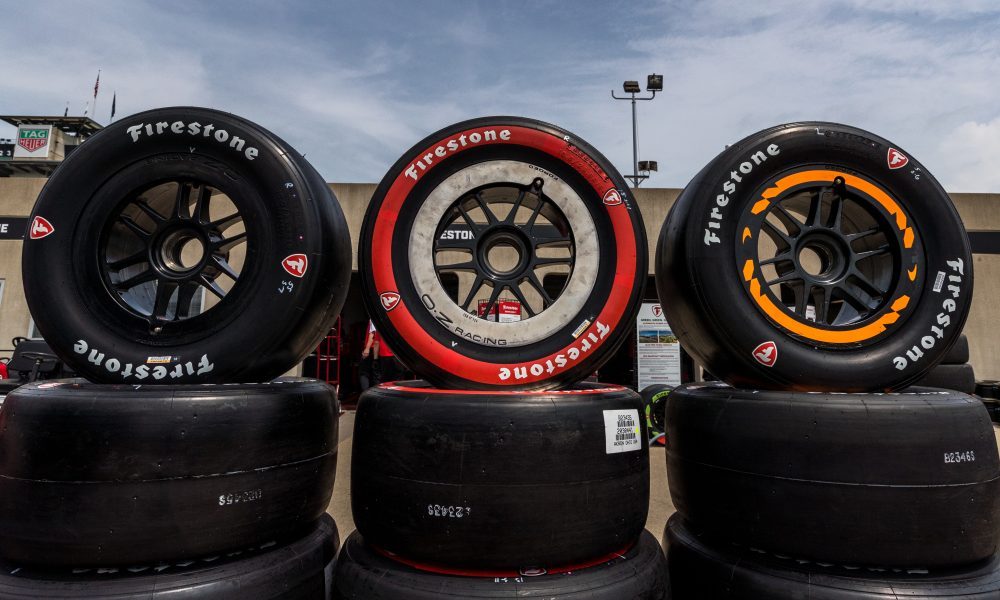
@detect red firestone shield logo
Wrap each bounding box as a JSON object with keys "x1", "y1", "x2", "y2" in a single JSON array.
[
  {"x1": 281, "y1": 254, "x2": 308, "y2": 278},
  {"x1": 380, "y1": 291, "x2": 401, "y2": 311},
  {"x1": 752, "y1": 341, "x2": 778, "y2": 367},
  {"x1": 887, "y1": 148, "x2": 909, "y2": 170},
  {"x1": 29, "y1": 216, "x2": 54, "y2": 239}
]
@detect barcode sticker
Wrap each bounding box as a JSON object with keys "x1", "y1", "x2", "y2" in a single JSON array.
[
  {"x1": 603, "y1": 409, "x2": 641, "y2": 454},
  {"x1": 933, "y1": 271, "x2": 946, "y2": 293}
]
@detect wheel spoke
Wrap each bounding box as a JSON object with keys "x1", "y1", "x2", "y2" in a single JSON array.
[
  {"x1": 197, "y1": 275, "x2": 227, "y2": 300},
  {"x1": 813, "y1": 285, "x2": 833, "y2": 325},
  {"x1": 174, "y1": 183, "x2": 192, "y2": 220},
  {"x1": 837, "y1": 285, "x2": 873, "y2": 314},
  {"x1": 436, "y1": 260, "x2": 477, "y2": 273},
  {"x1": 793, "y1": 283, "x2": 810, "y2": 315},
  {"x1": 474, "y1": 192, "x2": 499, "y2": 225},
  {"x1": 106, "y1": 250, "x2": 147, "y2": 271},
  {"x1": 115, "y1": 269, "x2": 156, "y2": 290},
  {"x1": 133, "y1": 199, "x2": 166, "y2": 223},
  {"x1": 460, "y1": 275, "x2": 485, "y2": 312},
  {"x1": 534, "y1": 256, "x2": 572, "y2": 268},
  {"x1": 849, "y1": 270, "x2": 886, "y2": 299},
  {"x1": 479, "y1": 283, "x2": 503, "y2": 320},
  {"x1": 772, "y1": 203, "x2": 804, "y2": 236},
  {"x1": 435, "y1": 236, "x2": 476, "y2": 251},
  {"x1": 504, "y1": 189, "x2": 527, "y2": 224},
  {"x1": 760, "y1": 250, "x2": 794, "y2": 266},
  {"x1": 806, "y1": 189, "x2": 823, "y2": 227},
  {"x1": 151, "y1": 281, "x2": 177, "y2": 320},
  {"x1": 175, "y1": 283, "x2": 199, "y2": 319},
  {"x1": 455, "y1": 203, "x2": 481, "y2": 233},
  {"x1": 765, "y1": 270, "x2": 801, "y2": 286},
  {"x1": 193, "y1": 185, "x2": 212, "y2": 224},
  {"x1": 508, "y1": 283, "x2": 536, "y2": 318},
  {"x1": 524, "y1": 199, "x2": 545, "y2": 230},
  {"x1": 827, "y1": 194, "x2": 844, "y2": 232},
  {"x1": 846, "y1": 226, "x2": 880, "y2": 242},
  {"x1": 214, "y1": 231, "x2": 247, "y2": 252},
  {"x1": 761, "y1": 220, "x2": 793, "y2": 252},
  {"x1": 210, "y1": 213, "x2": 242, "y2": 232},
  {"x1": 855, "y1": 244, "x2": 891, "y2": 261},
  {"x1": 211, "y1": 255, "x2": 239, "y2": 280},
  {"x1": 118, "y1": 215, "x2": 152, "y2": 239},
  {"x1": 526, "y1": 272, "x2": 555, "y2": 307}
]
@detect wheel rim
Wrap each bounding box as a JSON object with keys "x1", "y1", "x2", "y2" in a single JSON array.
[
  {"x1": 736, "y1": 169, "x2": 922, "y2": 346},
  {"x1": 99, "y1": 179, "x2": 249, "y2": 329},
  {"x1": 408, "y1": 160, "x2": 599, "y2": 348}
]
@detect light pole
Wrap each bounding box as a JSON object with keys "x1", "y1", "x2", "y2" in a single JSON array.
[{"x1": 611, "y1": 74, "x2": 662, "y2": 187}]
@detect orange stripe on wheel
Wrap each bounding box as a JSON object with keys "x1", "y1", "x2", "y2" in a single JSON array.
[{"x1": 742, "y1": 260, "x2": 910, "y2": 344}]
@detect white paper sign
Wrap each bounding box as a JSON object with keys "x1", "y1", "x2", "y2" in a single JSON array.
[{"x1": 636, "y1": 302, "x2": 681, "y2": 390}]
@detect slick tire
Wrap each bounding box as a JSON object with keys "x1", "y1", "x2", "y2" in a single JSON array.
[
  {"x1": 21, "y1": 106, "x2": 351, "y2": 384},
  {"x1": 663, "y1": 516, "x2": 1000, "y2": 599},
  {"x1": 640, "y1": 384, "x2": 672, "y2": 441},
  {"x1": 666, "y1": 382, "x2": 1000, "y2": 568},
  {"x1": 351, "y1": 381, "x2": 649, "y2": 569},
  {"x1": 0, "y1": 515, "x2": 339, "y2": 599},
  {"x1": 332, "y1": 529, "x2": 669, "y2": 599},
  {"x1": 656, "y1": 122, "x2": 973, "y2": 391},
  {"x1": 913, "y1": 363, "x2": 976, "y2": 394},
  {"x1": 0, "y1": 378, "x2": 339, "y2": 566},
  {"x1": 943, "y1": 334, "x2": 970, "y2": 364},
  {"x1": 976, "y1": 380, "x2": 1000, "y2": 399},
  {"x1": 359, "y1": 117, "x2": 647, "y2": 390}
]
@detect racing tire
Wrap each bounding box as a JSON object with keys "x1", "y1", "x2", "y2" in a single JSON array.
[
  {"x1": 976, "y1": 380, "x2": 1000, "y2": 399},
  {"x1": 943, "y1": 334, "x2": 970, "y2": 364},
  {"x1": 913, "y1": 363, "x2": 976, "y2": 394},
  {"x1": 359, "y1": 117, "x2": 647, "y2": 390},
  {"x1": 21, "y1": 106, "x2": 351, "y2": 384},
  {"x1": 663, "y1": 516, "x2": 1000, "y2": 599},
  {"x1": 351, "y1": 381, "x2": 649, "y2": 569},
  {"x1": 332, "y1": 529, "x2": 669, "y2": 599},
  {"x1": 0, "y1": 378, "x2": 339, "y2": 566},
  {"x1": 666, "y1": 382, "x2": 1000, "y2": 568},
  {"x1": 0, "y1": 515, "x2": 339, "y2": 599},
  {"x1": 640, "y1": 384, "x2": 672, "y2": 443},
  {"x1": 656, "y1": 122, "x2": 973, "y2": 391}
]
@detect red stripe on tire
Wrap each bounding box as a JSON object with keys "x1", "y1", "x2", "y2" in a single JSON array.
[{"x1": 370, "y1": 126, "x2": 638, "y2": 386}]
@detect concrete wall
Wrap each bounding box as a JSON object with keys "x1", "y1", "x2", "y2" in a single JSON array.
[{"x1": 2, "y1": 179, "x2": 997, "y2": 379}]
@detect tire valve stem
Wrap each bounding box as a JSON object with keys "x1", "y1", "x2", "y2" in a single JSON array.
[
  {"x1": 151, "y1": 325, "x2": 163, "y2": 334},
  {"x1": 529, "y1": 178, "x2": 544, "y2": 195},
  {"x1": 832, "y1": 176, "x2": 846, "y2": 195}
]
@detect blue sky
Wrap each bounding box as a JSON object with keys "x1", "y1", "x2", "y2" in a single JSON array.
[{"x1": 2, "y1": 0, "x2": 999, "y2": 191}]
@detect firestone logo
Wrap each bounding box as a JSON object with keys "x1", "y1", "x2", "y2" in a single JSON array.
[
  {"x1": 380, "y1": 291, "x2": 401, "y2": 311},
  {"x1": 405, "y1": 129, "x2": 512, "y2": 181},
  {"x1": 887, "y1": 148, "x2": 909, "y2": 170},
  {"x1": 603, "y1": 188, "x2": 623, "y2": 206},
  {"x1": 281, "y1": 254, "x2": 308, "y2": 278},
  {"x1": 752, "y1": 341, "x2": 778, "y2": 367},
  {"x1": 29, "y1": 216, "x2": 54, "y2": 239}
]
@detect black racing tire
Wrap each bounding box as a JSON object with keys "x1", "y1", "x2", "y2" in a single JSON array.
[
  {"x1": 982, "y1": 398, "x2": 1000, "y2": 424},
  {"x1": 0, "y1": 514, "x2": 339, "y2": 599},
  {"x1": 914, "y1": 363, "x2": 976, "y2": 394},
  {"x1": 332, "y1": 529, "x2": 669, "y2": 599},
  {"x1": 359, "y1": 117, "x2": 647, "y2": 390},
  {"x1": 640, "y1": 384, "x2": 672, "y2": 440},
  {"x1": 351, "y1": 381, "x2": 649, "y2": 569},
  {"x1": 663, "y1": 516, "x2": 1000, "y2": 599},
  {"x1": 943, "y1": 334, "x2": 970, "y2": 364},
  {"x1": 666, "y1": 382, "x2": 1000, "y2": 568},
  {"x1": 0, "y1": 380, "x2": 19, "y2": 395},
  {"x1": 21, "y1": 106, "x2": 351, "y2": 384},
  {"x1": 0, "y1": 378, "x2": 339, "y2": 566},
  {"x1": 976, "y1": 380, "x2": 1000, "y2": 399},
  {"x1": 656, "y1": 122, "x2": 973, "y2": 392}
]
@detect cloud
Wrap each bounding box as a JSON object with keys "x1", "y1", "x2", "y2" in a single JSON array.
[
  {"x1": 937, "y1": 117, "x2": 1000, "y2": 192},
  {"x1": 0, "y1": 1, "x2": 997, "y2": 191}
]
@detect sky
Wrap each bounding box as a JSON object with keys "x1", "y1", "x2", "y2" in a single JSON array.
[{"x1": 1, "y1": 0, "x2": 999, "y2": 191}]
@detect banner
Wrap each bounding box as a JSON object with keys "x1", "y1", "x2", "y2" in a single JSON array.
[
  {"x1": 14, "y1": 125, "x2": 53, "y2": 159},
  {"x1": 0, "y1": 217, "x2": 29, "y2": 240},
  {"x1": 636, "y1": 302, "x2": 681, "y2": 389}
]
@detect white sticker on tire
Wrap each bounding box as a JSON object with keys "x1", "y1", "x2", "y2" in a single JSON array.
[{"x1": 603, "y1": 409, "x2": 641, "y2": 454}]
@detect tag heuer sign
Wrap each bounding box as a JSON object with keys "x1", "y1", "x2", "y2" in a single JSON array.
[{"x1": 14, "y1": 125, "x2": 52, "y2": 158}]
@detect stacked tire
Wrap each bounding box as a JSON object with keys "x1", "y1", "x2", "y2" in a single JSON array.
[
  {"x1": 339, "y1": 117, "x2": 669, "y2": 598},
  {"x1": 975, "y1": 381, "x2": 1000, "y2": 424},
  {"x1": 1, "y1": 107, "x2": 351, "y2": 598},
  {"x1": 655, "y1": 122, "x2": 1000, "y2": 598}
]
